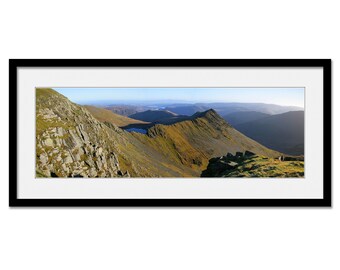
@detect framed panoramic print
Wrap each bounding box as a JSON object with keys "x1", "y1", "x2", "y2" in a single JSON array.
[{"x1": 9, "y1": 59, "x2": 331, "y2": 207}]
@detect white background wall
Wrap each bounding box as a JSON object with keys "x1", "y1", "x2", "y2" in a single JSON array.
[{"x1": 0, "y1": 1, "x2": 338, "y2": 269}]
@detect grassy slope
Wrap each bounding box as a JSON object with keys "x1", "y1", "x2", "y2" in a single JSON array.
[
  {"x1": 209, "y1": 155, "x2": 304, "y2": 178},
  {"x1": 229, "y1": 156, "x2": 304, "y2": 177},
  {"x1": 84, "y1": 105, "x2": 149, "y2": 127}
]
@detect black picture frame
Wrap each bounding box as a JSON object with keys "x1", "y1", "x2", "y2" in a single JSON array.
[{"x1": 9, "y1": 59, "x2": 332, "y2": 207}]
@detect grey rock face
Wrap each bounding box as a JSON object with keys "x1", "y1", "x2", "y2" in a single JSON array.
[
  {"x1": 39, "y1": 152, "x2": 48, "y2": 165},
  {"x1": 36, "y1": 89, "x2": 126, "y2": 178}
]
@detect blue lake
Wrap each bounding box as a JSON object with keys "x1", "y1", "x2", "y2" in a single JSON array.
[{"x1": 125, "y1": 128, "x2": 147, "y2": 134}]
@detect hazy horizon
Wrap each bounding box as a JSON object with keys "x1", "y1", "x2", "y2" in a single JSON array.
[{"x1": 52, "y1": 87, "x2": 305, "y2": 108}]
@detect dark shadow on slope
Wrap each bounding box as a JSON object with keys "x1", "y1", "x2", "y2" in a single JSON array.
[{"x1": 122, "y1": 109, "x2": 217, "y2": 132}]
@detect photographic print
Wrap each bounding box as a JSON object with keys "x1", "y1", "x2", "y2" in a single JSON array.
[
  {"x1": 10, "y1": 59, "x2": 331, "y2": 207},
  {"x1": 36, "y1": 87, "x2": 304, "y2": 178}
]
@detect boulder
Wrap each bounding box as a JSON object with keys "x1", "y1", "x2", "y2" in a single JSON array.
[
  {"x1": 44, "y1": 138, "x2": 54, "y2": 147},
  {"x1": 74, "y1": 153, "x2": 81, "y2": 161},
  {"x1": 61, "y1": 163, "x2": 69, "y2": 173},
  {"x1": 244, "y1": 150, "x2": 256, "y2": 157},
  {"x1": 89, "y1": 168, "x2": 98, "y2": 177},
  {"x1": 39, "y1": 153, "x2": 48, "y2": 165},
  {"x1": 41, "y1": 169, "x2": 51, "y2": 177},
  {"x1": 235, "y1": 152, "x2": 243, "y2": 158},
  {"x1": 56, "y1": 127, "x2": 64, "y2": 137},
  {"x1": 63, "y1": 156, "x2": 73, "y2": 164},
  {"x1": 227, "y1": 161, "x2": 238, "y2": 168},
  {"x1": 96, "y1": 147, "x2": 103, "y2": 156}
]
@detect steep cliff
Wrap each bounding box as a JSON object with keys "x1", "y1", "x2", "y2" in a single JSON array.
[{"x1": 36, "y1": 88, "x2": 127, "y2": 177}]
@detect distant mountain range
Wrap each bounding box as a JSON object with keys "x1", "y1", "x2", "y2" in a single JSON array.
[
  {"x1": 84, "y1": 105, "x2": 149, "y2": 127},
  {"x1": 164, "y1": 104, "x2": 210, "y2": 116},
  {"x1": 103, "y1": 102, "x2": 303, "y2": 118},
  {"x1": 234, "y1": 111, "x2": 304, "y2": 155},
  {"x1": 129, "y1": 110, "x2": 180, "y2": 122},
  {"x1": 104, "y1": 105, "x2": 147, "y2": 116},
  {"x1": 164, "y1": 102, "x2": 303, "y2": 116},
  {"x1": 223, "y1": 111, "x2": 270, "y2": 126},
  {"x1": 36, "y1": 88, "x2": 296, "y2": 178}
]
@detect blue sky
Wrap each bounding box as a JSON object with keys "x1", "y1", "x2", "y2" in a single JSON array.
[{"x1": 53, "y1": 87, "x2": 305, "y2": 107}]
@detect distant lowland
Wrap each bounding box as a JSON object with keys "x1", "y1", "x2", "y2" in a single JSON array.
[{"x1": 36, "y1": 88, "x2": 304, "y2": 178}]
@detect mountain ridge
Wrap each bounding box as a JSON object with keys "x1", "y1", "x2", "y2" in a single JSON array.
[
  {"x1": 129, "y1": 109, "x2": 181, "y2": 122},
  {"x1": 131, "y1": 108, "x2": 280, "y2": 170}
]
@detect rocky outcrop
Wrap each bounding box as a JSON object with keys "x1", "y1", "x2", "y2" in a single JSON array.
[
  {"x1": 201, "y1": 151, "x2": 304, "y2": 178},
  {"x1": 201, "y1": 152, "x2": 244, "y2": 177},
  {"x1": 36, "y1": 125, "x2": 124, "y2": 177},
  {"x1": 277, "y1": 155, "x2": 304, "y2": 161},
  {"x1": 36, "y1": 88, "x2": 129, "y2": 178}
]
